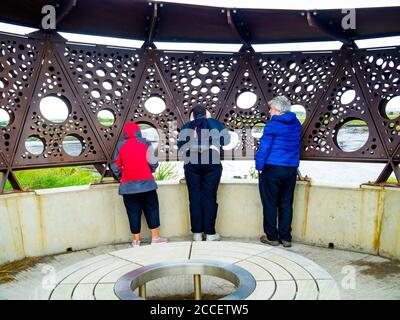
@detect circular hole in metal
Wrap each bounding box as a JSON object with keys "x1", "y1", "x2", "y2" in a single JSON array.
[
  {"x1": 210, "y1": 86, "x2": 220, "y2": 94},
  {"x1": 91, "y1": 89, "x2": 101, "y2": 99},
  {"x1": 102, "y1": 80, "x2": 113, "y2": 91},
  {"x1": 114, "y1": 260, "x2": 256, "y2": 300},
  {"x1": 294, "y1": 85, "x2": 301, "y2": 93},
  {"x1": 288, "y1": 61, "x2": 296, "y2": 69},
  {"x1": 340, "y1": 89, "x2": 356, "y2": 105},
  {"x1": 63, "y1": 135, "x2": 83, "y2": 157},
  {"x1": 335, "y1": 119, "x2": 369, "y2": 152},
  {"x1": 191, "y1": 78, "x2": 202, "y2": 87},
  {"x1": 289, "y1": 75, "x2": 296, "y2": 83},
  {"x1": 251, "y1": 122, "x2": 265, "y2": 139},
  {"x1": 97, "y1": 109, "x2": 115, "y2": 127},
  {"x1": 25, "y1": 135, "x2": 45, "y2": 155},
  {"x1": 96, "y1": 68, "x2": 106, "y2": 77},
  {"x1": 0, "y1": 77, "x2": 7, "y2": 89},
  {"x1": 223, "y1": 131, "x2": 240, "y2": 150},
  {"x1": 199, "y1": 67, "x2": 209, "y2": 75},
  {"x1": 385, "y1": 96, "x2": 400, "y2": 120},
  {"x1": 291, "y1": 104, "x2": 307, "y2": 124},
  {"x1": 306, "y1": 84, "x2": 314, "y2": 92},
  {"x1": 236, "y1": 91, "x2": 257, "y2": 109},
  {"x1": 144, "y1": 96, "x2": 166, "y2": 114},
  {"x1": 0, "y1": 108, "x2": 12, "y2": 127},
  {"x1": 39, "y1": 95, "x2": 71, "y2": 123},
  {"x1": 138, "y1": 122, "x2": 160, "y2": 150}
]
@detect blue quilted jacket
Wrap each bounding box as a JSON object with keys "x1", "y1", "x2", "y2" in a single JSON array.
[{"x1": 255, "y1": 112, "x2": 301, "y2": 170}]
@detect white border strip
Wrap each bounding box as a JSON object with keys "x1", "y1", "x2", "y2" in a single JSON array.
[{"x1": 154, "y1": 41, "x2": 242, "y2": 52}]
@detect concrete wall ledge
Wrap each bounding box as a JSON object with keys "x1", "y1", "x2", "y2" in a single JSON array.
[{"x1": 1, "y1": 181, "x2": 399, "y2": 265}]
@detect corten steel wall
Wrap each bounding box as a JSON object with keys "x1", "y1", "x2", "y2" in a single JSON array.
[{"x1": 0, "y1": 31, "x2": 400, "y2": 192}]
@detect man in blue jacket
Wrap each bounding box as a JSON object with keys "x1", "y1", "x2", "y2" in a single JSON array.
[{"x1": 256, "y1": 96, "x2": 301, "y2": 248}]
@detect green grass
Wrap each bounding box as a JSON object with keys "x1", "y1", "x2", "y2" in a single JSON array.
[
  {"x1": 253, "y1": 122, "x2": 265, "y2": 127},
  {"x1": 98, "y1": 117, "x2": 114, "y2": 126},
  {"x1": 344, "y1": 119, "x2": 367, "y2": 126},
  {"x1": 4, "y1": 167, "x2": 100, "y2": 191},
  {"x1": 154, "y1": 162, "x2": 178, "y2": 181},
  {"x1": 26, "y1": 136, "x2": 39, "y2": 142},
  {"x1": 3, "y1": 162, "x2": 179, "y2": 191},
  {"x1": 387, "y1": 178, "x2": 399, "y2": 184}
]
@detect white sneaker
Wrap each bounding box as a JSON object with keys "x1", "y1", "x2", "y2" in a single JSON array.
[
  {"x1": 206, "y1": 233, "x2": 221, "y2": 241},
  {"x1": 193, "y1": 233, "x2": 203, "y2": 241},
  {"x1": 131, "y1": 240, "x2": 141, "y2": 248},
  {"x1": 151, "y1": 236, "x2": 168, "y2": 245}
]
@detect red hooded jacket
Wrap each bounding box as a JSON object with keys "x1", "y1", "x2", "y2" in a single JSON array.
[{"x1": 111, "y1": 122, "x2": 158, "y2": 195}]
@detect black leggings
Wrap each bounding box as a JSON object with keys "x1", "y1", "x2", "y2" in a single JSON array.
[{"x1": 122, "y1": 190, "x2": 160, "y2": 234}]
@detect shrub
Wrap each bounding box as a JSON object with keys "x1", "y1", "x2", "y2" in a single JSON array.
[
  {"x1": 248, "y1": 167, "x2": 259, "y2": 179},
  {"x1": 155, "y1": 162, "x2": 178, "y2": 181}
]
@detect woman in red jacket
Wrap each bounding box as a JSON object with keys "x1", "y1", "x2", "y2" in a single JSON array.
[{"x1": 112, "y1": 122, "x2": 168, "y2": 247}]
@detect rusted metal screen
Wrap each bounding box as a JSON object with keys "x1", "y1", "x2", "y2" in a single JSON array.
[{"x1": 0, "y1": 32, "x2": 399, "y2": 191}]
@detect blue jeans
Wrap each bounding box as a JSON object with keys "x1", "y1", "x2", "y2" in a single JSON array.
[
  {"x1": 122, "y1": 190, "x2": 160, "y2": 234},
  {"x1": 258, "y1": 165, "x2": 297, "y2": 241},
  {"x1": 184, "y1": 163, "x2": 223, "y2": 235}
]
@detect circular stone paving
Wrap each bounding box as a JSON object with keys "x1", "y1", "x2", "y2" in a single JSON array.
[{"x1": 38, "y1": 241, "x2": 340, "y2": 300}]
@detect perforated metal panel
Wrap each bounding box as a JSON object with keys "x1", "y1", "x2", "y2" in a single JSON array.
[
  {"x1": 0, "y1": 31, "x2": 399, "y2": 191},
  {"x1": 14, "y1": 43, "x2": 108, "y2": 168},
  {"x1": 0, "y1": 34, "x2": 43, "y2": 166}
]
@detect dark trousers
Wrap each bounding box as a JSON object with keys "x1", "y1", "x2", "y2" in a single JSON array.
[
  {"x1": 184, "y1": 163, "x2": 223, "y2": 235},
  {"x1": 259, "y1": 165, "x2": 297, "y2": 241},
  {"x1": 122, "y1": 190, "x2": 160, "y2": 234}
]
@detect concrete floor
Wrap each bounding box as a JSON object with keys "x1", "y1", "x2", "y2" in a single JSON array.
[{"x1": 0, "y1": 238, "x2": 399, "y2": 300}]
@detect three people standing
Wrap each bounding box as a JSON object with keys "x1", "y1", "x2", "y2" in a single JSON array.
[{"x1": 113, "y1": 95, "x2": 300, "y2": 248}]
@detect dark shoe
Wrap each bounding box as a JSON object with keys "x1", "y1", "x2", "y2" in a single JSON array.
[
  {"x1": 281, "y1": 240, "x2": 292, "y2": 248},
  {"x1": 260, "y1": 235, "x2": 280, "y2": 246}
]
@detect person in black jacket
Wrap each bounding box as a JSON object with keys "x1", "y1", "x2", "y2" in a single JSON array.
[{"x1": 177, "y1": 105, "x2": 230, "y2": 241}]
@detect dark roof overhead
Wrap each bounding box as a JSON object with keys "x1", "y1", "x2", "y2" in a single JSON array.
[{"x1": 0, "y1": 0, "x2": 399, "y2": 44}]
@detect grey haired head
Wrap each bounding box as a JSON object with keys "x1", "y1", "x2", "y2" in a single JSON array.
[{"x1": 268, "y1": 96, "x2": 291, "y2": 113}]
